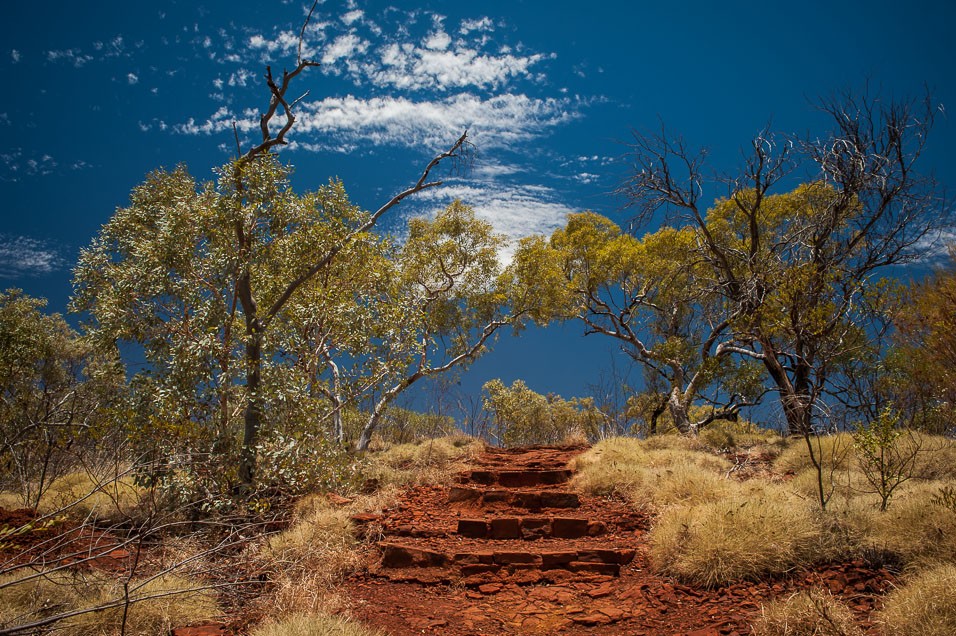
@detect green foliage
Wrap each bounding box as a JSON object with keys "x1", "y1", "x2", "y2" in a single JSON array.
[
  {"x1": 0, "y1": 289, "x2": 120, "y2": 507},
  {"x1": 482, "y1": 378, "x2": 599, "y2": 446},
  {"x1": 853, "y1": 409, "x2": 925, "y2": 511}
]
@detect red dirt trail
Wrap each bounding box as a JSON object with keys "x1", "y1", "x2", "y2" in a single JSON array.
[{"x1": 335, "y1": 445, "x2": 894, "y2": 635}]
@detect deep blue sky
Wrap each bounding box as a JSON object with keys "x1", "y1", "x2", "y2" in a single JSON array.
[{"x1": 2, "y1": 0, "x2": 954, "y2": 415}]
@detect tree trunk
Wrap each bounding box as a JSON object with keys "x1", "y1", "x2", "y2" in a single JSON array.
[
  {"x1": 237, "y1": 272, "x2": 262, "y2": 487},
  {"x1": 238, "y1": 329, "x2": 262, "y2": 486},
  {"x1": 667, "y1": 387, "x2": 693, "y2": 435}
]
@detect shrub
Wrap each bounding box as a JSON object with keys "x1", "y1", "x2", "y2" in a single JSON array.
[
  {"x1": 649, "y1": 488, "x2": 824, "y2": 587},
  {"x1": 878, "y1": 563, "x2": 956, "y2": 636},
  {"x1": 251, "y1": 612, "x2": 384, "y2": 636},
  {"x1": 0, "y1": 570, "x2": 219, "y2": 635},
  {"x1": 860, "y1": 481, "x2": 956, "y2": 569},
  {"x1": 751, "y1": 588, "x2": 863, "y2": 636}
]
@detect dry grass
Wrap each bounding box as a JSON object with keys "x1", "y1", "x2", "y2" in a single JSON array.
[
  {"x1": 250, "y1": 612, "x2": 385, "y2": 636},
  {"x1": 363, "y1": 435, "x2": 484, "y2": 488},
  {"x1": 699, "y1": 420, "x2": 785, "y2": 452},
  {"x1": 0, "y1": 570, "x2": 219, "y2": 635},
  {"x1": 878, "y1": 563, "x2": 956, "y2": 636},
  {"x1": 859, "y1": 481, "x2": 956, "y2": 569},
  {"x1": 36, "y1": 470, "x2": 145, "y2": 522},
  {"x1": 774, "y1": 434, "x2": 855, "y2": 476},
  {"x1": 571, "y1": 436, "x2": 732, "y2": 509},
  {"x1": 649, "y1": 486, "x2": 825, "y2": 587},
  {"x1": 751, "y1": 588, "x2": 863, "y2": 636},
  {"x1": 254, "y1": 487, "x2": 404, "y2": 616}
]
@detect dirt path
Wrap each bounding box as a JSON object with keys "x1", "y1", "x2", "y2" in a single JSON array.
[{"x1": 338, "y1": 445, "x2": 893, "y2": 636}]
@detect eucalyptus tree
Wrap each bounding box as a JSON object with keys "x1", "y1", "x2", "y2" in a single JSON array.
[
  {"x1": 620, "y1": 92, "x2": 944, "y2": 437},
  {"x1": 0, "y1": 290, "x2": 119, "y2": 506},
  {"x1": 516, "y1": 212, "x2": 764, "y2": 436},
  {"x1": 352, "y1": 201, "x2": 532, "y2": 451}
]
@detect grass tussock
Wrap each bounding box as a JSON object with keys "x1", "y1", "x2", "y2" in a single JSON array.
[
  {"x1": 571, "y1": 436, "x2": 732, "y2": 509},
  {"x1": 774, "y1": 434, "x2": 855, "y2": 476},
  {"x1": 878, "y1": 563, "x2": 956, "y2": 636},
  {"x1": 255, "y1": 487, "x2": 403, "y2": 616},
  {"x1": 649, "y1": 487, "x2": 825, "y2": 587},
  {"x1": 859, "y1": 481, "x2": 956, "y2": 569},
  {"x1": 0, "y1": 570, "x2": 219, "y2": 636},
  {"x1": 751, "y1": 588, "x2": 863, "y2": 636},
  {"x1": 250, "y1": 612, "x2": 385, "y2": 636},
  {"x1": 36, "y1": 470, "x2": 145, "y2": 522},
  {"x1": 699, "y1": 420, "x2": 785, "y2": 452},
  {"x1": 363, "y1": 434, "x2": 484, "y2": 488}
]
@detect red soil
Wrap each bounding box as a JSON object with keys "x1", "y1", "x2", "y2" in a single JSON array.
[{"x1": 336, "y1": 445, "x2": 894, "y2": 635}]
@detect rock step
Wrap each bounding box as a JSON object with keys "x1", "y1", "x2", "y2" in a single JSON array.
[
  {"x1": 378, "y1": 541, "x2": 634, "y2": 577},
  {"x1": 458, "y1": 469, "x2": 573, "y2": 487},
  {"x1": 457, "y1": 516, "x2": 606, "y2": 540},
  {"x1": 448, "y1": 486, "x2": 580, "y2": 509}
]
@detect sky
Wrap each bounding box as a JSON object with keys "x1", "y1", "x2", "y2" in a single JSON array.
[{"x1": 1, "y1": 0, "x2": 955, "y2": 419}]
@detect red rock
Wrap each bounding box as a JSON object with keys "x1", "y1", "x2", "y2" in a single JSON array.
[
  {"x1": 478, "y1": 583, "x2": 503, "y2": 594},
  {"x1": 541, "y1": 551, "x2": 577, "y2": 567},
  {"x1": 380, "y1": 543, "x2": 446, "y2": 568},
  {"x1": 568, "y1": 561, "x2": 620, "y2": 576},
  {"x1": 551, "y1": 517, "x2": 590, "y2": 539},
  {"x1": 520, "y1": 517, "x2": 550, "y2": 539},
  {"x1": 493, "y1": 551, "x2": 541, "y2": 565},
  {"x1": 490, "y1": 517, "x2": 521, "y2": 539},
  {"x1": 587, "y1": 582, "x2": 615, "y2": 598},
  {"x1": 587, "y1": 520, "x2": 608, "y2": 536},
  {"x1": 447, "y1": 486, "x2": 481, "y2": 502},
  {"x1": 457, "y1": 519, "x2": 488, "y2": 538},
  {"x1": 326, "y1": 493, "x2": 353, "y2": 506},
  {"x1": 540, "y1": 491, "x2": 580, "y2": 508}
]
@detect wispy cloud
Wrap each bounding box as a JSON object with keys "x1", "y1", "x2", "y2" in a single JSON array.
[
  {"x1": 180, "y1": 93, "x2": 580, "y2": 151},
  {"x1": 410, "y1": 173, "x2": 577, "y2": 260},
  {"x1": 0, "y1": 235, "x2": 64, "y2": 278},
  {"x1": 181, "y1": 7, "x2": 583, "y2": 156},
  {"x1": 10, "y1": 49, "x2": 20, "y2": 64}
]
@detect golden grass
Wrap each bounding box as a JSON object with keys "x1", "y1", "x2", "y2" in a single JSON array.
[
  {"x1": 36, "y1": 470, "x2": 145, "y2": 522},
  {"x1": 0, "y1": 570, "x2": 219, "y2": 636},
  {"x1": 858, "y1": 481, "x2": 956, "y2": 569},
  {"x1": 774, "y1": 434, "x2": 855, "y2": 475},
  {"x1": 699, "y1": 420, "x2": 785, "y2": 452},
  {"x1": 571, "y1": 436, "x2": 733, "y2": 509},
  {"x1": 751, "y1": 588, "x2": 863, "y2": 636},
  {"x1": 649, "y1": 486, "x2": 825, "y2": 587},
  {"x1": 250, "y1": 612, "x2": 385, "y2": 636},
  {"x1": 363, "y1": 435, "x2": 484, "y2": 488},
  {"x1": 878, "y1": 563, "x2": 956, "y2": 636}
]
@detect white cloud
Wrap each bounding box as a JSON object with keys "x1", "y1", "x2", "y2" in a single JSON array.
[
  {"x1": 321, "y1": 33, "x2": 369, "y2": 66},
  {"x1": 459, "y1": 17, "x2": 494, "y2": 35},
  {"x1": 363, "y1": 39, "x2": 545, "y2": 92},
  {"x1": 424, "y1": 30, "x2": 451, "y2": 51},
  {"x1": 184, "y1": 93, "x2": 580, "y2": 151},
  {"x1": 341, "y1": 9, "x2": 364, "y2": 26},
  {"x1": 127, "y1": 72, "x2": 139, "y2": 84},
  {"x1": 46, "y1": 48, "x2": 94, "y2": 67},
  {"x1": 914, "y1": 227, "x2": 956, "y2": 263},
  {"x1": 10, "y1": 49, "x2": 20, "y2": 63},
  {"x1": 0, "y1": 235, "x2": 64, "y2": 278},
  {"x1": 412, "y1": 178, "x2": 575, "y2": 260}
]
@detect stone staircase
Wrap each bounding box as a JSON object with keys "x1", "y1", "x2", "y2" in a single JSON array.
[{"x1": 356, "y1": 446, "x2": 645, "y2": 588}]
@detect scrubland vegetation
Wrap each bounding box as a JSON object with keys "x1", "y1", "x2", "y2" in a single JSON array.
[{"x1": 2, "y1": 8, "x2": 954, "y2": 634}]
